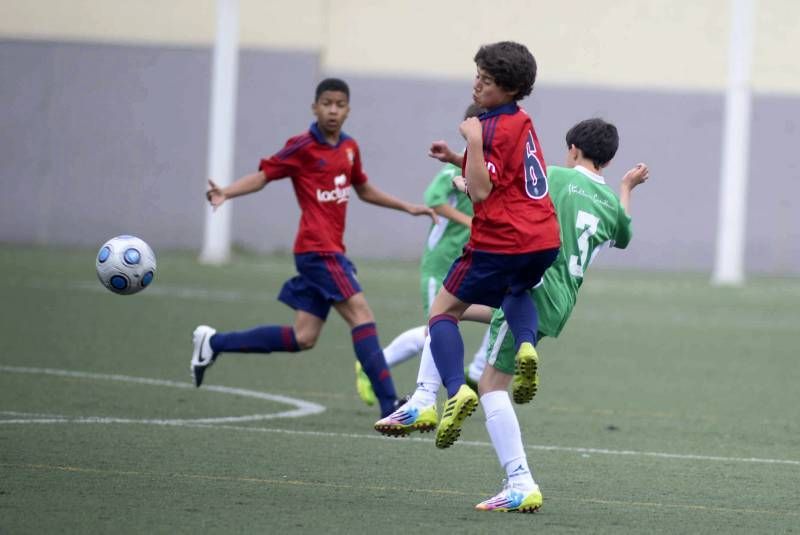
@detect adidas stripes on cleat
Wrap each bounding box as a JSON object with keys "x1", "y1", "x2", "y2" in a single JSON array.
[
  {"x1": 512, "y1": 342, "x2": 539, "y2": 404},
  {"x1": 475, "y1": 481, "x2": 542, "y2": 513},
  {"x1": 434, "y1": 384, "x2": 478, "y2": 449},
  {"x1": 374, "y1": 403, "x2": 437, "y2": 437}
]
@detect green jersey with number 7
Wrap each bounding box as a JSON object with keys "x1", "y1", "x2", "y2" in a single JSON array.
[{"x1": 530, "y1": 164, "x2": 632, "y2": 337}]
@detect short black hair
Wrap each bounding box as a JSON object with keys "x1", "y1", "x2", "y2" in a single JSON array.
[
  {"x1": 474, "y1": 41, "x2": 537, "y2": 100},
  {"x1": 463, "y1": 103, "x2": 485, "y2": 119},
  {"x1": 565, "y1": 118, "x2": 619, "y2": 168},
  {"x1": 315, "y1": 78, "x2": 350, "y2": 101}
]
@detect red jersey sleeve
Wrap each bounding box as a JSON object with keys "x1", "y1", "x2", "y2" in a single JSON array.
[
  {"x1": 258, "y1": 133, "x2": 312, "y2": 182},
  {"x1": 481, "y1": 117, "x2": 506, "y2": 187}
]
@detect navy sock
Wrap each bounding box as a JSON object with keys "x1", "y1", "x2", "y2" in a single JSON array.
[
  {"x1": 209, "y1": 325, "x2": 300, "y2": 354},
  {"x1": 501, "y1": 293, "x2": 538, "y2": 350},
  {"x1": 429, "y1": 314, "x2": 464, "y2": 398},
  {"x1": 352, "y1": 323, "x2": 397, "y2": 417}
]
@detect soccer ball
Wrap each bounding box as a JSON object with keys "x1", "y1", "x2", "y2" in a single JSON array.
[{"x1": 95, "y1": 235, "x2": 157, "y2": 295}]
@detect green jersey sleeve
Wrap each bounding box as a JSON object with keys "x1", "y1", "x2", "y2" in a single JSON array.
[
  {"x1": 613, "y1": 208, "x2": 633, "y2": 249},
  {"x1": 423, "y1": 164, "x2": 460, "y2": 207}
]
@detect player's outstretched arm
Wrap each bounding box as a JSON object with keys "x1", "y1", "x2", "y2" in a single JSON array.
[
  {"x1": 206, "y1": 171, "x2": 268, "y2": 210},
  {"x1": 433, "y1": 203, "x2": 472, "y2": 228},
  {"x1": 428, "y1": 140, "x2": 464, "y2": 168},
  {"x1": 353, "y1": 182, "x2": 438, "y2": 225},
  {"x1": 619, "y1": 163, "x2": 649, "y2": 214}
]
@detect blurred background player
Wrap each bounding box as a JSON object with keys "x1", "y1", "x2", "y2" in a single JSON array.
[
  {"x1": 191, "y1": 78, "x2": 436, "y2": 419},
  {"x1": 379, "y1": 118, "x2": 649, "y2": 512},
  {"x1": 377, "y1": 41, "x2": 561, "y2": 449},
  {"x1": 354, "y1": 104, "x2": 490, "y2": 407}
]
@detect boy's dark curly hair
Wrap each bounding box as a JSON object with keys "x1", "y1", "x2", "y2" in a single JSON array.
[
  {"x1": 474, "y1": 41, "x2": 537, "y2": 100},
  {"x1": 566, "y1": 118, "x2": 619, "y2": 168}
]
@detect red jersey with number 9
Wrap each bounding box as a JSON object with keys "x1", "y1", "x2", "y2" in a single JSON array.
[{"x1": 464, "y1": 103, "x2": 561, "y2": 254}]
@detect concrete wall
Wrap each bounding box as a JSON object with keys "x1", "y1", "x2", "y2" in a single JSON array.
[{"x1": 1, "y1": 1, "x2": 799, "y2": 274}]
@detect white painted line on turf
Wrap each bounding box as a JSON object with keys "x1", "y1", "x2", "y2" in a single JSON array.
[
  {"x1": 0, "y1": 365, "x2": 324, "y2": 423},
  {"x1": 3, "y1": 367, "x2": 798, "y2": 468},
  {"x1": 173, "y1": 423, "x2": 800, "y2": 467},
  {"x1": 0, "y1": 410, "x2": 67, "y2": 419}
]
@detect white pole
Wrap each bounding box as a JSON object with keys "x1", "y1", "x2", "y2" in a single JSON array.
[
  {"x1": 200, "y1": 0, "x2": 240, "y2": 264},
  {"x1": 712, "y1": 0, "x2": 756, "y2": 286}
]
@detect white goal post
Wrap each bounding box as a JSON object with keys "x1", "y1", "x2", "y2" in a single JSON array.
[
  {"x1": 199, "y1": 0, "x2": 240, "y2": 264},
  {"x1": 712, "y1": 0, "x2": 756, "y2": 286}
]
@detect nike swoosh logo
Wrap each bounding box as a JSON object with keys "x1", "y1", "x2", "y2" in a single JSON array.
[{"x1": 196, "y1": 332, "x2": 209, "y2": 364}]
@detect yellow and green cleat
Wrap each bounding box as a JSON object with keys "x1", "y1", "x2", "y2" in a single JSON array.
[
  {"x1": 374, "y1": 403, "x2": 438, "y2": 437},
  {"x1": 355, "y1": 361, "x2": 376, "y2": 406},
  {"x1": 434, "y1": 384, "x2": 478, "y2": 449},
  {"x1": 475, "y1": 481, "x2": 542, "y2": 513},
  {"x1": 512, "y1": 342, "x2": 539, "y2": 404}
]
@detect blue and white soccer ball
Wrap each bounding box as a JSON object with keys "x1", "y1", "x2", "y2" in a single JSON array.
[{"x1": 95, "y1": 235, "x2": 157, "y2": 295}]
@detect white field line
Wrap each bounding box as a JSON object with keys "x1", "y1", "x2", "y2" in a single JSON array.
[
  {"x1": 177, "y1": 423, "x2": 800, "y2": 467},
  {"x1": 1, "y1": 366, "x2": 798, "y2": 468},
  {"x1": 0, "y1": 365, "x2": 324, "y2": 423}
]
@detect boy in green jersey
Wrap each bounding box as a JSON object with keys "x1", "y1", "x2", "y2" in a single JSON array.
[{"x1": 475, "y1": 118, "x2": 648, "y2": 512}]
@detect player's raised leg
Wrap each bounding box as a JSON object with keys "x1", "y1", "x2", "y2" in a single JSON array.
[
  {"x1": 374, "y1": 335, "x2": 440, "y2": 436},
  {"x1": 190, "y1": 310, "x2": 320, "y2": 387},
  {"x1": 512, "y1": 341, "x2": 539, "y2": 404},
  {"x1": 500, "y1": 249, "x2": 557, "y2": 403},
  {"x1": 428, "y1": 288, "x2": 477, "y2": 449}
]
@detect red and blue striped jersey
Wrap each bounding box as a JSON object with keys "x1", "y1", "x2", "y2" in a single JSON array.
[
  {"x1": 465, "y1": 103, "x2": 560, "y2": 254},
  {"x1": 259, "y1": 122, "x2": 368, "y2": 254}
]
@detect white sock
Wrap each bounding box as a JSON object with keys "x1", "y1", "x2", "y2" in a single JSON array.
[
  {"x1": 467, "y1": 327, "x2": 490, "y2": 383},
  {"x1": 409, "y1": 335, "x2": 440, "y2": 407},
  {"x1": 383, "y1": 325, "x2": 427, "y2": 367},
  {"x1": 481, "y1": 390, "x2": 536, "y2": 491}
]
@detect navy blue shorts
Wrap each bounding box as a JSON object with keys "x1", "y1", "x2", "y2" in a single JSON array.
[
  {"x1": 278, "y1": 252, "x2": 362, "y2": 320},
  {"x1": 443, "y1": 247, "x2": 559, "y2": 308}
]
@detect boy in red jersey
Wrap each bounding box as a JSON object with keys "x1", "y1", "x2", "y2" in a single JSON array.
[
  {"x1": 191, "y1": 78, "x2": 436, "y2": 418},
  {"x1": 376, "y1": 42, "x2": 560, "y2": 446}
]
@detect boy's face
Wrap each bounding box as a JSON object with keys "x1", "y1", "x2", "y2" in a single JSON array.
[
  {"x1": 312, "y1": 90, "x2": 350, "y2": 135},
  {"x1": 473, "y1": 68, "x2": 516, "y2": 109}
]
